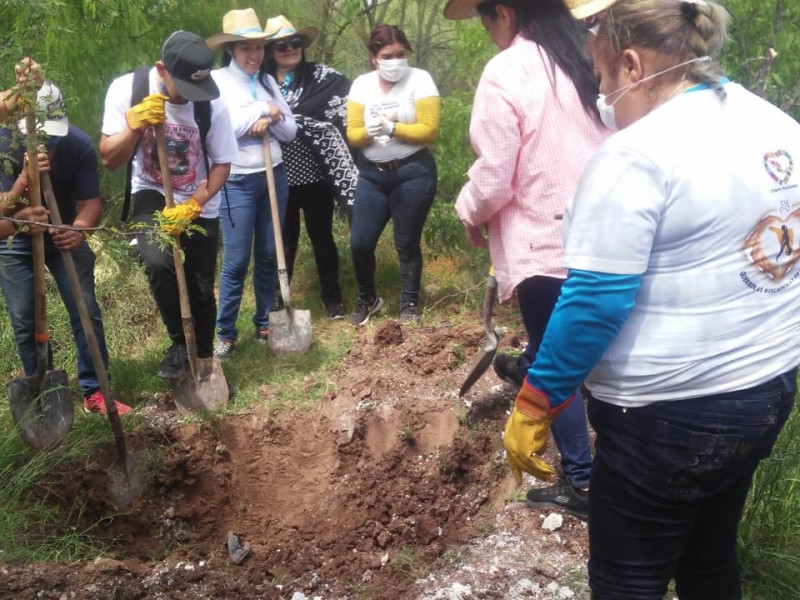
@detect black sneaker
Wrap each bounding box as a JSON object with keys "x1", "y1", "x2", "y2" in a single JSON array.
[
  {"x1": 158, "y1": 343, "x2": 187, "y2": 379},
  {"x1": 348, "y1": 296, "x2": 383, "y2": 326},
  {"x1": 271, "y1": 295, "x2": 284, "y2": 312},
  {"x1": 326, "y1": 302, "x2": 346, "y2": 320},
  {"x1": 400, "y1": 303, "x2": 420, "y2": 324},
  {"x1": 493, "y1": 352, "x2": 524, "y2": 388},
  {"x1": 254, "y1": 327, "x2": 269, "y2": 343},
  {"x1": 526, "y1": 475, "x2": 589, "y2": 521}
]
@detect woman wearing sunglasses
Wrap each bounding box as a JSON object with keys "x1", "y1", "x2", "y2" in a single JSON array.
[
  {"x1": 346, "y1": 23, "x2": 441, "y2": 326},
  {"x1": 262, "y1": 15, "x2": 354, "y2": 320},
  {"x1": 206, "y1": 9, "x2": 297, "y2": 358}
]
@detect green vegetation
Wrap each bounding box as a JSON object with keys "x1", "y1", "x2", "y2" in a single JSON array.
[
  {"x1": 739, "y1": 408, "x2": 800, "y2": 599},
  {"x1": 0, "y1": 2, "x2": 798, "y2": 598}
]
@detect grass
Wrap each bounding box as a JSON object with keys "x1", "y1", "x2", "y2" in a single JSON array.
[{"x1": 738, "y1": 406, "x2": 800, "y2": 599}]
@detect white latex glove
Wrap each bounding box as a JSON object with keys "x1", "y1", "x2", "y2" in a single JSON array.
[{"x1": 366, "y1": 116, "x2": 394, "y2": 139}]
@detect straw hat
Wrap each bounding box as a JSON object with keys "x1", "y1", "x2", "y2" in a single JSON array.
[
  {"x1": 264, "y1": 15, "x2": 318, "y2": 49},
  {"x1": 566, "y1": 0, "x2": 616, "y2": 19},
  {"x1": 443, "y1": 0, "x2": 616, "y2": 20},
  {"x1": 206, "y1": 8, "x2": 269, "y2": 51}
]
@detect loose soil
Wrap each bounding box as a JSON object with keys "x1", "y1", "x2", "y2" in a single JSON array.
[{"x1": 0, "y1": 310, "x2": 590, "y2": 600}]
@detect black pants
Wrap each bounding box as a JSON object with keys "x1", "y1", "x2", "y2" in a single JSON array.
[
  {"x1": 132, "y1": 189, "x2": 218, "y2": 358},
  {"x1": 283, "y1": 180, "x2": 342, "y2": 306}
]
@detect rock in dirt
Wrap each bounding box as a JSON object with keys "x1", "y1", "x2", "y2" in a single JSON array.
[
  {"x1": 225, "y1": 531, "x2": 251, "y2": 565},
  {"x1": 542, "y1": 513, "x2": 564, "y2": 532}
]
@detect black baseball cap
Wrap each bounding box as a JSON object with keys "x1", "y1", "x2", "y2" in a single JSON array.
[{"x1": 161, "y1": 31, "x2": 219, "y2": 101}]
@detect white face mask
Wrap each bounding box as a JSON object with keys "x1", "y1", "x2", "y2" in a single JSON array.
[
  {"x1": 596, "y1": 55, "x2": 711, "y2": 131},
  {"x1": 377, "y1": 58, "x2": 409, "y2": 83}
]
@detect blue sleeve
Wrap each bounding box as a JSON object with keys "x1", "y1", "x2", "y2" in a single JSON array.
[{"x1": 527, "y1": 269, "x2": 642, "y2": 405}]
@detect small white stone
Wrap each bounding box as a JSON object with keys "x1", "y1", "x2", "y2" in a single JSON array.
[
  {"x1": 381, "y1": 552, "x2": 390, "y2": 566},
  {"x1": 542, "y1": 513, "x2": 563, "y2": 531}
]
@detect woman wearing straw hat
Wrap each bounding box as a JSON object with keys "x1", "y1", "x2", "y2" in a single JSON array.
[
  {"x1": 206, "y1": 8, "x2": 297, "y2": 358},
  {"x1": 262, "y1": 15, "x2": 354, "y2": 321},
  {"x1": 444, "y1": 0, "x2": 612, "y2": 520}
]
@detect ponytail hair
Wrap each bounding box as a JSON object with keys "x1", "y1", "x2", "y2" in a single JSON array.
[{"x1": 594, "y1": 0, "x2": 730, "y2": 99}]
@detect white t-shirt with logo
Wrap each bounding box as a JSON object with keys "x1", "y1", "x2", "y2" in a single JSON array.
[
  {"x1": 101, "y1": 68, "x2": 238, "y2": 218},
  {"x1": 564, "y1": 82, "x2": 800, "y2": 405},
  {"x1": 348, "y1": 67, "x2": 439, "y2": 162}
]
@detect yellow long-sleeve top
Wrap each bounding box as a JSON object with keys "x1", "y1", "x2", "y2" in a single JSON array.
[{"x1": 346, "y1": 67, "x2": 440, "y2": 162}]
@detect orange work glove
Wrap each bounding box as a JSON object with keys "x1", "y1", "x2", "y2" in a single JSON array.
[
  {"x1": 503, "y1": 378, "x2": 575, "y2": 485},
  {"x1": 126, "y1": 93, "x2": 168, "y2": 131},
  {"x1": 160, "y1": 198, "x2": 202, "y2": 236}
]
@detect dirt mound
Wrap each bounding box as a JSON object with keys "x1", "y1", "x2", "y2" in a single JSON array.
[{"x1": 0, "y1": 318, "x2": 589, "y2": 599}]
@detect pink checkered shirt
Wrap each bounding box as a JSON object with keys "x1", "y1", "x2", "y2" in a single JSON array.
[{"x1": 455, "y1": 36, "x2": 608, "y2": 302}]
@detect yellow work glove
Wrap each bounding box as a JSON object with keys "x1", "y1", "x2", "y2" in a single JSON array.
[
  {"x1": 503, "y1": 378, "x2": 575, "y2": 485},
  {"x1": 126, "y1": 93, "x2": 168, "y2": 131},
  {"x1": 160, "y1": 198, "x2": 202, "y2": 236}
]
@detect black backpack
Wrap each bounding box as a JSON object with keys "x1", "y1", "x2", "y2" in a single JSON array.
[{"x1": 120, "y1": 66, "x2": 212, "y2": 221}]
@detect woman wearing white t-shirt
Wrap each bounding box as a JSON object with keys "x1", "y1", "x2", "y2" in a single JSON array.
[
  {"x1": 346, "y1": 23, "x2": 441, "y2": 325},
  {"x1": 503, "y1": 0, "x2": 800, "y2": 597}
]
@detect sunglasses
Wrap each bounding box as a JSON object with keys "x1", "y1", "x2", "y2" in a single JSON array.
[{"x1": 273, "y1": 37, "x2": 303, "y2": 53}]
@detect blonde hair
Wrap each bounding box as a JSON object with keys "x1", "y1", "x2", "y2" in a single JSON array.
[{"x1": 593, "y1": 0, "x2": 730, "y2": 97}]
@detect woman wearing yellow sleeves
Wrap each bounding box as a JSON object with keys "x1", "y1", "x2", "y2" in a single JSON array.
[{"x1": 346, "y1": 23, "x2": 440, "y2": 325}]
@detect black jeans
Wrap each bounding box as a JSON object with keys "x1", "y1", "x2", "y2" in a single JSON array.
[
  {"x1": 283, "y1": 180, "x2": 342, "y2": 306},
  {"x1": 350, "y1": 149, "x2": 437, "y2": 307},
  {"x1": 587, "y1": 369, "x2": 797, "y2": 599},
  {"x1": 132, "y1": 189, "x2": 219, "y2": 358}
]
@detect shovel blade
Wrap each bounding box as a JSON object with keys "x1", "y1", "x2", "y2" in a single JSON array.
[
  {"x1": 7, "y1": 369, "x2": 74, "y2": 449},
  {"x1": 459, "y1": 348, "x2": 498, "y2": 397},
  {"x1": 268, "y1": 308, "x2": 313, "y2": 354},
  {"x1": 171, "y1": 357, "x2": 229, "y2": 415}
]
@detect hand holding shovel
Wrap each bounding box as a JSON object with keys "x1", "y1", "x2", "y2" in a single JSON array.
[
  {"x1": 6, "y1": 107, "x2": 73, "y2": 449},
  {"x1": 154, "y1": 124, "x2": 228, "y2": 414},
  {"x1": 41, "y1": 173, "x2": 144, "y2": 507}
]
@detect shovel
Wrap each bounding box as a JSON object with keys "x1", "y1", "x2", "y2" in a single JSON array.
[
  {"x1": 41, "y1": 173, "x2": 143, "y2": 507},
  {"x1": 6, "y1": 108, "x2": 73, "y2": 449},
  {"x1": 262, "y1": 136, "x2": 312, "y2": 354},
  {"x1": 154, "y1": 125, "x2": 228, "y2": 414},
  {"x1": 459, "y1": 268, "x2": 499, "y2": 397}
]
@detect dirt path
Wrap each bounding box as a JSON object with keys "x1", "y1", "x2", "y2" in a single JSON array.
[{"x1": 0, "y1": 318, "x2": 590, "y2": 599}]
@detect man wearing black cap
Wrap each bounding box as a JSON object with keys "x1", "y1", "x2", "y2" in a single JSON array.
[{"x1": 100, "y1": 31, "x2": 237, "y2": 379}]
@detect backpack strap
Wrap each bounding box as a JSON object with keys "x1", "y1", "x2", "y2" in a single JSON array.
[
  {"x1": 193, "y1": 100, "x2": 211, "y2": 176},
  {"x1": 121, "y1": 66, "x2": 151, "y2": 221}
]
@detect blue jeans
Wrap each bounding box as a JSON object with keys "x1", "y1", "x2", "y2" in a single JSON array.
[
  {"x1": 217, "y1": 165, "x2": 288, "y2": 341},
  {"x1": 587, "y1": 369, "x2": 796, "y2": 600},
  {"x1": 0, "y1": 235, "x2": 109, "y2": 396},
  {"x1": 350, "y1": 149, "x2": 437, "y2": 307},
  {"x1": 517, "y1": 275, "x2": 592, "y2": 489}
]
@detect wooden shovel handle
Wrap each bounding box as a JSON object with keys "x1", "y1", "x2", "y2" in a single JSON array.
[
  {"x1": 24, "y1": 106, "x2": 49, "y2": 350},
  {"x1": 154, "y1": 124, "x2": 198, "y2": 381},
  {"x1": 262, "y1": 136, "x2": 293, "y2": 309}
]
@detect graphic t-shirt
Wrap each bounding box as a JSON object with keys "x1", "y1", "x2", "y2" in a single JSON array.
[
  {"x1": 348, "y1": 67, "x2": 439, "y2": 162},
  {"x1": 564, "y1": 82, "x2": 800, "y2": 404},
  {"x1": 101, "y1": 68, "x2": 237, "y2": 218}
]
